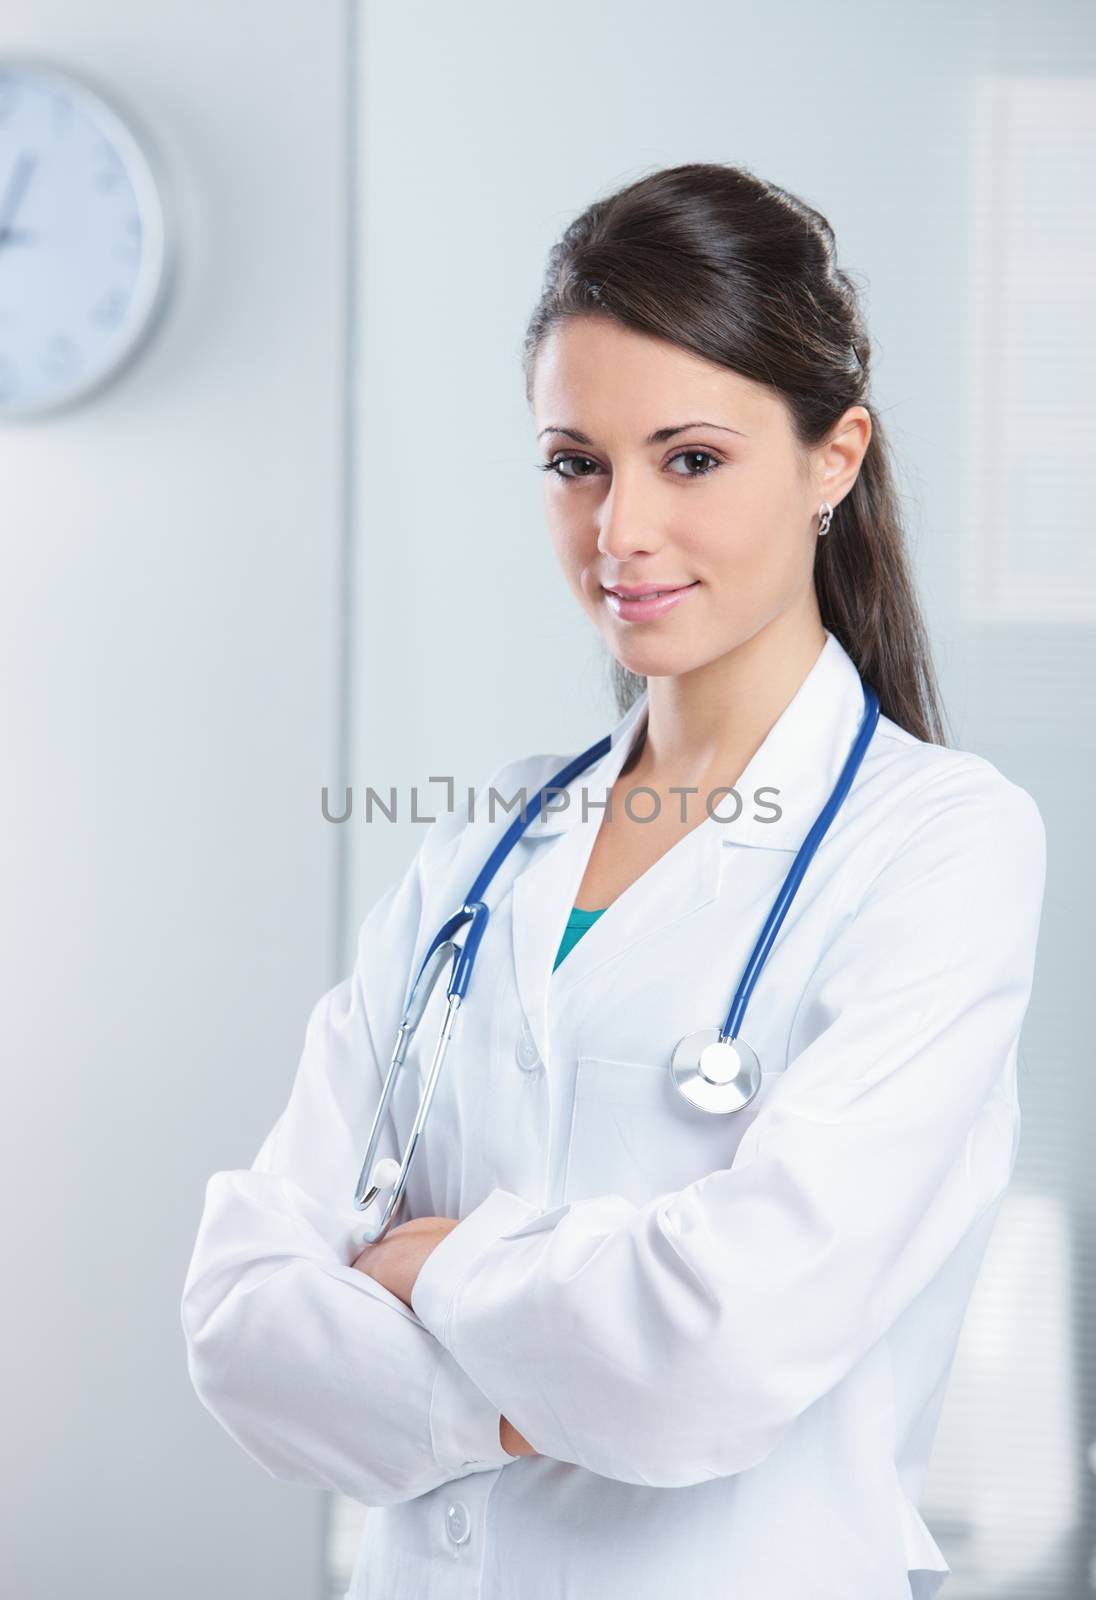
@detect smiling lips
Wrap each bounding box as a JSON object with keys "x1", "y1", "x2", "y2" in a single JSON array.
[{"x1": 602, "y1": 581, "x2": 700, "y2": 621}]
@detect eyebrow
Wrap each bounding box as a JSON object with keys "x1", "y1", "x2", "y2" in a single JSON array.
[{"x1": 536, "y1": 420, "x2": 748, "y2": 445}]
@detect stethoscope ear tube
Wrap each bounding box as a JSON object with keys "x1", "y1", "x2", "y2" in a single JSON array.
[
  {"x1": 353, "y1": 736, "x2": 617, "y2": 1243},
  {"x1": 352, "y1": 937, "x2": 465, "y2": 1243}
]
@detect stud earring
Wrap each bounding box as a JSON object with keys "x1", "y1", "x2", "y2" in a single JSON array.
[{"x1": 817, "y1": 501, "x2": 833, "y2": 537}]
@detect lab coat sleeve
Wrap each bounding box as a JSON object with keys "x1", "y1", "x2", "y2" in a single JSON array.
[
  {"x1": 409, "y1": 764, "x2": 1047, "y2": 1487},
  {"x1": 180, "y1": 819, "x2": 515, "y2": 1508}
]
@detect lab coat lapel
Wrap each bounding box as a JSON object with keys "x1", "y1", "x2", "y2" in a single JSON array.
[
  {"x1": 720, "y1": 629, "x2": 871, "y2": 850},
  {"x1": 545, "y1": 796, "x2": 723, "y2": 1004},
  {"x1": 510, "y1": 692, "x2": 649, "y2": 1067},
  {"x1": 509, "y1": 630, "x2": 871, "y2": 1064}
]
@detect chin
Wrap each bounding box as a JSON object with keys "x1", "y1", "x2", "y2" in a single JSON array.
[{"x1": 607, "y1": 646, "x2": 702, "y2": 680}]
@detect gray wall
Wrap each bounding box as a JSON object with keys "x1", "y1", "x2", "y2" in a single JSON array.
[{"x1": 2, "y1": 3, "x2": 349, "y2": 1595}]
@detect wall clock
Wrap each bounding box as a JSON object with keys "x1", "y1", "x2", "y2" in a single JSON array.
[{"x1": 0, "y1": 58, "x2": 171, "y2": 420}]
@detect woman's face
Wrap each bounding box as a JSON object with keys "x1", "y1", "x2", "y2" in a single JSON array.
[{"x1": 531, "y1": 315, "x2": 862, "y2": 680}]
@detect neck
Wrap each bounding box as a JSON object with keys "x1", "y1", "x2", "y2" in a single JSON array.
[{"x1": 623, "y1": 604, "x2": 828, "y2": 794}]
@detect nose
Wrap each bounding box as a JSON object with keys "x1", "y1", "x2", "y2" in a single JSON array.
[{"x1": 595, "y1": 468, "x2": 667, "y2": 562}]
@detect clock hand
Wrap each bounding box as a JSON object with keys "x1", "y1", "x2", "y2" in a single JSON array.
[{"x1": 0, "y1": 151, "x2": 38, "y2": 245}]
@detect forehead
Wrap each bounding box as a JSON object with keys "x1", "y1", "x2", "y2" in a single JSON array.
[{"x1": 531, "y1": 315, "x2": 777, "y2": 434}]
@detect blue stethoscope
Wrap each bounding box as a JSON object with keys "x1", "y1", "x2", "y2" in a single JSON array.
[{"x1": 354, "y1": 676, "x2": 880, "y2": 1242}]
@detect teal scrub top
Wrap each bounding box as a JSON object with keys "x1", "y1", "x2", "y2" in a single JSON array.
[{"x1": 552, "y1": 905, "x2": 607, "y2": 971}]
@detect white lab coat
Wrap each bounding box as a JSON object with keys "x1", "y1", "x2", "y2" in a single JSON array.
[{"x1": 181, "y1": 629, "x2": 1047, "y2": 1600}]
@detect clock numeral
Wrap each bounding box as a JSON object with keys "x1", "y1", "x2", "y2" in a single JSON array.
[
  {"x1": 92, "y1": 289, "x2": 126, "y2": 328},
  {"x1": 95, "y1": 140, "x2": 123, "y2": 191},
  {"x1": 42, "y1": 335, "x2": 80, "y2": 382}
]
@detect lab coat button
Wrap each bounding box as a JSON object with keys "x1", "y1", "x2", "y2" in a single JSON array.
[
  {"x1": 515, "y1": 1024, "x2": 541, "y2": 1072},
  {"x1": 445, "y1": 1500, "x2": 471, "y2": 1545}
]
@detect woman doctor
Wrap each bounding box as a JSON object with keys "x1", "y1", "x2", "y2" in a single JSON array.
[{"x1": 181, "y1": 162, "x2": 1046, "y2": 1599}]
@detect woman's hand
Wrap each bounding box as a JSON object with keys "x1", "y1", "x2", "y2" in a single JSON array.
[
  {"x1": 352, "y1": 1217, "x2": 540, "y2": 1459},
  {"x1": 499, "y1": 1416, "x2": 538, "y2": 1456},
  {"x1": 351, "y1": 1215, "x2": 460, "y2": 1308}
]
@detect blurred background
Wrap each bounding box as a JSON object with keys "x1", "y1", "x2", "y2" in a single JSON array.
[{"x1": 1, "y1": 1, "x2": 1092, "y2": 1595}]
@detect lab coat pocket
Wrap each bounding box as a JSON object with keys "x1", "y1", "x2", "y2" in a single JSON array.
[
  {"x1": 563, "y1": 1054, "x2": 786, "y2": 1208},
  {"x1": 502, "y1": 1202, "x2": 575, "y2": 1239}
]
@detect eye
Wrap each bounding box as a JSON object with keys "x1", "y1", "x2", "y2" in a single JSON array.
[
  {"x1": 667, "y1": 449, "x2": 721, "y2": 478},
  {"x1": 538, "y1": 454, "x2": 601, "y2": 480},
  {"x1": 535, "y1": 448, "x2": 723, "y2": 482}
]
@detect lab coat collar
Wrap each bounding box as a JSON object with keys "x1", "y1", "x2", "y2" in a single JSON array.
[
  {"x1": 522, "y1": 628, "x2": 869, "y2": 852},
  {"x1": 521, "y1": 691, "x2": 650, "y2": 840},
  {"x1": 510, "y1": 629, "x2": 872, "y2": 1042}
]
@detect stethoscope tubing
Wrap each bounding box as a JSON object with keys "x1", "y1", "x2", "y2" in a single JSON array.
[
  {"x1": 721, "y1": 678, "x2": 879, "y2": 1040},
  {"x1": 355, "y1": 674, "x2": 879, "y2": 1239}
]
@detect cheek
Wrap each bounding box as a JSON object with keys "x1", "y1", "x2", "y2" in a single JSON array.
[
  {"x1": 547, "y1": 507, "x2": 595, "y2": 588},
  {"x1": 702, "y1": 473, "x2": 807, "y2": 580},
  {"x1": 722, "y1": 531, "x2": 808, "y2": 613}
]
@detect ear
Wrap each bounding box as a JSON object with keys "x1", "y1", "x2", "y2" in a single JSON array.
[{"x1": 813, "y1": 405, "x2": 872, "y2": 507}]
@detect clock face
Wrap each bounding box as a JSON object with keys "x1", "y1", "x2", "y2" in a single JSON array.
[{"x1": 0, "y1": 60, "x2": 169, "y2": 419}]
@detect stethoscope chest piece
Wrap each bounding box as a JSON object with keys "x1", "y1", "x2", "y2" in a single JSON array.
[{"x1": 670, "y1": 1029, "x2": 762, "y2": 1114}]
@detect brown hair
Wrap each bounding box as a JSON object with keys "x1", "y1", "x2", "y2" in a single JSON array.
[{"x1": 521, "y1": 161, "x2": 948, "y2": 745}]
